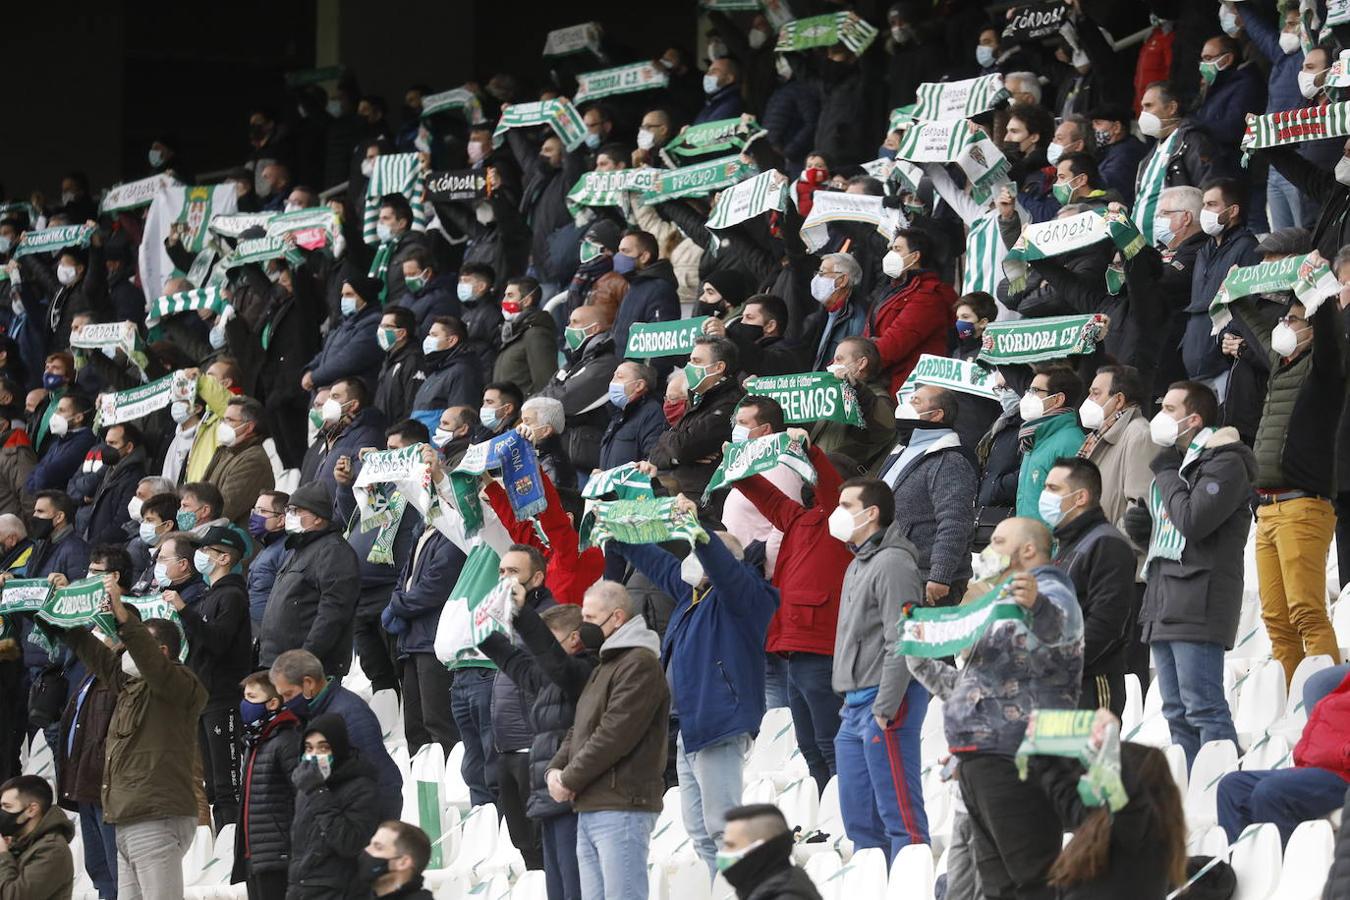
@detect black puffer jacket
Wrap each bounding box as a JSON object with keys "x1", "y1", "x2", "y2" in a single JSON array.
[
  {"x1": 478, "y1": 603, "x2": 598, "y2": 819},
  {"x1": 180, "y1": 572, "x2": 252, "y2": 706},
  {"x1": 287, "y1": 715, "x2": 380, "y2": 899},
  {"x1": 485, "y1": 587, "x2": 556, "y2": 753},
  {"x1": 649, "y1": 376, "x2": 746, "y2": 499},
  {"x1": 259, "y1": 526, "x2": 361, "y2": 676},
  {"x1": 373, "y1": 342, "x2": 423, "y2": 426},
  {"x1": 232, "y1": 710, "x2": 302, "y2": 880},
  {"x1": 411, "y1": 344, "x2": 482, "y2": 414},
  {"x1": 536, "y1": 332, "x2": 619, "y2": 475}
]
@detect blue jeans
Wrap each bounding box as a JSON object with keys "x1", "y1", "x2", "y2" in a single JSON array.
[
  {"x1": 785, "y1": 652, "x2": 841, "y2": 793},
  {"x1": 833, "y1": 680, "x2": 929, "y2": 863},
  {"x1": 1218, "y1": 767, "x2": 1347, "y2": 846},
  {"x1": 765, "y1": 653, "x2": 789, "y2": 709},
  {"x1": 1151, "y1": 640, "x2": 1237, "y2": 770},
  {"x1": 677, "y1": 732, "x2": 752, "y2": 872},
  {"x1": 1303, "y1": 664, "x2": 1350, "y2": 713},
  {"x1": 80, "y1": 802, "x2": 117, "y2": 899},
  {"x1": 1266, "y1": 168, "x2": 1304, "y2": 232},
  {"x1": 576, "y1": 810, "x2": 657, "y2": 900},
  {"x1": 449, "y1": 666, "x2": 498, "y2": 807},
  {"x1": 541, "y1": 813, "x2": 581, "y2": 900}
]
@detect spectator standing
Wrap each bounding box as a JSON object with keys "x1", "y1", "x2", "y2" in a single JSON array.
[
  {"x1": 246, "y1": 490, "x2": 289, "y2": 637},
  {"x1": 203, "y1": 396, "x2": 276, "y2": 527},
  {"x1": 1016, "y1": 366, "x2": 1087, "y2": 523},
  {"x1": 231, "y1": 672, "x2": 302, "y2": 900}
]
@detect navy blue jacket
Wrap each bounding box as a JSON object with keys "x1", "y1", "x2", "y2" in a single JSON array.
[
  {"x1": 305, "y1": 302, "x2": 383, "y2": 388},
  {"x1": 761, "y1": 78, "x2": 822, "y2": 173},
  {"x1": 1097, "y1": 138, "x2": 1148, "y2": 207},
  {"x1": 82, "y1": 446, "x2": 146, "y2": 546},
  {"x1": 303, "y1": 681, "x2": 403, "y2": 821},
  {"x1": 396, "y1": 273, "x2": 462, "y2": 339},
  {"x1": 612, "y1": 260, "x2": 681, "y2": 357},
  {"x1": 334, "y1": 482, "x2": 423, "y2": 604},
  {"x1": 598, "y1": 395, "x2": 668, "y2": 471},
  {"x1": 1193, "y1": 65, "x2": 1266, "y2": 169},
  {"x1": 1243, "y1": 5, "x2": 1304, "y2": 114},
  {"x1": 614, "y1": 532, "x2": 778, "y2": 753},
  {"x1": 26, "y1": 429, "x2": 96, "y2": 494},
  {"x1": 1183, "y1": 226, "x2": 1262, "y2": 380},
  {"x1": 693, "y1": 84, "x2": 744, "y2": 125},
  {"x1": 23, "y1": 529, "x2": 90, "y2": 668},
  {"x1": 411, "y1": 345, "x2": 482, "y2": 415},
  {"x1": 383, "y1": 526, "x2": 466, "y2": 656},
  {"x1": 247, "y1": 533, "x2": 288, "y2": 627}
]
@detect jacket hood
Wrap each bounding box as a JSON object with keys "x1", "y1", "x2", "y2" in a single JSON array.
[
  {"x1": 601, "y1": 614, "x2": 661, "y2": 657},
  {"x1": 854, "y1": 522, "x2": 920, "y2": 563},
  {"x1": 633, "y1": 258, "x2": 677, "y2": 286},
  {"x1": 303, "y1": 712, "x2": 353, "y2": 762},
  {"x1": 502, "y1": 308, "x2": 556, "y2": 342},
  {"x1": 16, "y1": 804, "x2": 74, "y2": 849},
  {"x1": 1201, "y1": 426, "x2": 1258, "y2": 478}
]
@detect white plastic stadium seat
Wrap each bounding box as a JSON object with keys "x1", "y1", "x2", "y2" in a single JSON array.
[
  {"x1": 886, "y1": 843, "x2": 936, "y2": 900},
  {"x1": 409, "y1": 743, "x2": 451, "y2": 867},
  {"x1": 744, "y1": 707, "x2": 797, "y2": 786},
  {"x1": 443, "y1": 742, "x2": 471, "y2": 809},
  {"x1": 741, "y1": 776, "x2": 777, "y2": 806},
  {"x1": 1185, "y1": 740, "x2": 1238, "y2": 831},
  {"x1": 448, "y1": 803, "x2": 499, "y2": 882},
  {"x1": 1239, "y1": 733, "x2": 1290, "y2": 772},
  {"x1": 777, "y1": 776, "x2": 820, "y2": 835},
  {"x1": 181, "y1": 825, "x2": 214, "y2": 887},
  {"x1": 648, "y1": 786, "x2": 692, "y2": 866},
  {"x1": 832, "y1": 846, "x2": 887, "y2": 896},
  {"x1": 664, "y1": 856, "x2": 713, "y2": 900},
  {"x1": 196, "y1": 823, "x2": 235, "y2": 885},
  {"x1": 1273, "y1": 820, "x2": 1334, "y2": 900},
  {"x1": 802, "y1": 851, "x2": 843, "y2": 898},
  {"x1": 1186, "y1": 824, "x2": 1229, "y2": 858},
  {"x1": 1333, "y1": 597, "x2": 1350, "y2": 655},
  {"x1": 369, "y1": 688, "x2": 402, "y2": 746},
  {"x1": 1121, "y1": 674, "x2": 1143, "y2": 735},
  {"x1": 1229, "y1": 822, "x2": 1282, "y2": 900},
  {"x1": 797, "y1": 775, "x2": 853, "y2": 861},
  {"x1": 1233, "y1": 659, "x2": 1287, "y2": 749},
  {"x1": 1164, "y1": 743, "x2": 1189, "y2": 796},
  {"x1": 508, "y1": 870, "x2": 548, "y2": 900}
]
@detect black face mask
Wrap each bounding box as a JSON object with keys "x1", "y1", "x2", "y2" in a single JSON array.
[
  {"x1": 578, "y1": 622, "x2": 606, "y2": 651},
  {"x1": 0, "y1": 807, "x2": 25, "y2": 837},
  {"x1": 695, "y1": 301, "x2": 726, "y2": 319},
  {"x1": 727, "y1": 321, "x2": 765, "y2": 345},
  {"x1": 360, "y1": 850, "x2": 391, "y2": 881},
  {"x1": 1000, "y1": 141, "x2": 1025, "y2": 162},
  {"x1": 29, "y1": 517, "x2": 53, "y2": 541}
]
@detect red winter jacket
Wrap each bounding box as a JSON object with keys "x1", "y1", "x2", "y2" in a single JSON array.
[
  {"x1": 1294, "y1": 670, "x2": 1350, "y2": 780},
  {"x1": 1133, "y1": 26, "x2": 1174, "y2": 113},
  {"x1": 736, "y1": 444, "x2": 847, "y2": 656},
  {"x1": 485, "y1": 473, "x2": 605, "y2": 606},
  {"x1": 863, "y1": 268, "x2": 955, "y2": 397}
]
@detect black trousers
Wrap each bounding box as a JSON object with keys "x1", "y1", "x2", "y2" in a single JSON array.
[
  {"x1": 1336, "y1": 492, "x2": 1350, "y2": 592},
  {"x1": 957, "y1": 753, "x2": 1062, "y2": 900},
  {"x1": 1125, "y1": 580, "x2": 1151, "y2": 690},
  {"x1": 401, "y1": 653, "x2": 459, "y2": 755},
  {"x1": 246, "y1": 867, "x2": 288, "y2": 900},
  {"x1": 199, "y1": 704, "x2": 240, "y2": 829},
  {"x1": 497, "y1": 751, "x2": 543, "y2": 870},
  {"x1": 1079, "y1": 672, "x2": 1127, "y2": 717},
  {"x1": 353, "y1": 601, "x2": 399, "y2": 693}
]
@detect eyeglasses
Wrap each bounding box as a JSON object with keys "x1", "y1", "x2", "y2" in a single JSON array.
[
  {"x1": 1280, "y1": 314, "x2": 1307, "y2": 325},
  {"x1": 1026, "y1": 385, "x2": 1054, "y2": 397},
  {"x1": 252, "y1": 507, "x2": 280, "y2": 518}
]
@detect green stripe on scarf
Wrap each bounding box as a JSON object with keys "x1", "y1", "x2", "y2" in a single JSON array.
[
  {"x1": 492, "y1": 99, "x2": 588, "y2": 152},
  {"x1": 625, "y1": 317, "x2": 710, "y2": 358},
  {"x1": 582, "y1": 463, "x2": 656, "y2": 500},
  {"x1": 742, "y1": 372, "x2": 864, "y2": 425},
  {"x1": 1241, "y1": 101, "x2": 1350, "y2": 154},
  {"x1": 895, "y1": 577, "x2": 1024, "y2": 657},
  {"x1": 1207, "y1": 252, "x2": 1340, "y2": 333},
  {"x1": 579, "y1": 497, "x2": 708, "y2": 550},
  {"x1": 912, "y1": 74, "x2": 1010, "y2": 122},
  {"x1": 147, "y1": 286, "x2": 226, "y2": 326},
  {"x1": 574, "y1": 62, "x2": 669, "y2": 102},
  {"x1": 702, "y1": 432, "x2": 816, "y2": 502},
  {"x1": 14, "y1": 225, "x2": 95, "y2": 258},
  {"x1": 640, "y1": 155, "x2": 758, "y2": 204},
  {"x1": 362, "y1": 153, "x2": 427, "y2": 246},
  {"x1": 705, "y1": 170, "x2": 788, "y2": 231},
  {"x1": 1131, "y1": 129, "x2": 1180, "y2": 239},
  {"x1": 659, "y1": 119, "x2": 766, "y2": 162},
  {"x1": 774, "y1": 12, "x2": 878, "y2": 55},
  {"x1": 1002, "y1": 209, "x2": 1144, "y2": 294},
  {"x1": 1143, "y1": 427, "x2": 1216, "y2": 571},
  {"x1": 1014, "y1": 709, "x2": 1128, "y2": 811},
  {"x1": 977, "y1": 314, "x2": 1107, "y2": 365}
]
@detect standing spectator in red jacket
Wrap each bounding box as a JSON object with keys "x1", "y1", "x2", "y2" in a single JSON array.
[
  {"x1": 484, "y1": 468, "x2": 604, "y2": 606},
  {"x1": 864, "y1": 229, "x2": 955, "y2": 396},
  {"x1": 735, "y1": 429, "x2": 849, "y2": 793}
]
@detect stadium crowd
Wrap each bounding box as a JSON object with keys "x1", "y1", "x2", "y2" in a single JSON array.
[{"x1": 3, "y1": 0, "x2": 1350, "y2": 898}]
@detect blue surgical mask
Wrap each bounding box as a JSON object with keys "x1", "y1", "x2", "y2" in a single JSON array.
[
  {"x1": 976, "y1": 45, "x2": 996, "y2": 68},
  {"x1": 457, "y1": 282, "x2": 476, "y2": 303},
  {"x1": 1152, "y1": 214, "x2": 1174, "y2": 247},
  {"x1": 877, "y1": 146, "x2": 897, "y2": 161},
  {"x1": 1038, "y1": 488, "x2": 1066, "y2": 529},
  {"x1": 607, "y1": 381, "x2": 630, "y2": 409},
  {"x1": 153, "y1": 561, "x2": 171, "y2": 587},
  {"x1": 138, "y1": 520, "x2": 161, "y2": 546},
  {"x1": 479, "y1": 405, "x2": 499, "y2": 430},
  {"x1": 193, "y1": 548, "x2": 214, "y2": 576},
  {"x1": 340, "y1": 296, "x2": 358, "y2": 317},
  {"x1": 612, "y1": 253, "x2": 637, "y2": 275},
  {"x1": 584, "y1": 131, "x2": 602, "y2": 149},
  {"x1": 422, "y1": 335, "x2": 443, "y2": 355},
  {"x1": 0, "y1": 236, "x2": 10, "y2": 256}
]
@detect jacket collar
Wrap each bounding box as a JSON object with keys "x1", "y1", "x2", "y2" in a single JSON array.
[
  {"x1": 1100, "y1": 405, "x2": 1142, "y2": 445},
  {"x1": 1052, "y1": 504, "x2": 1107, "y2": 546}
]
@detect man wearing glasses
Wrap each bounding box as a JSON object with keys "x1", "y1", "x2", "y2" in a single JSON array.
[{"x1": 246, "y1": 490, "x2": 289, "y2": 638}]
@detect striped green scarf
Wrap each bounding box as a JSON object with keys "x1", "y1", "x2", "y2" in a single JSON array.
[
  {"x1": 706, "y1": 170, "x2": 789, "y2": 231},
  {"x1": 1241, "y1": 101, "x2": 1350, "y2": 155},
  {"x1": 896, "y1": 119, "x2": 1010, "y2": 205},
  {"x1": 1002, "y1": 209, "x2": 1145, "y2": 294},
  {"x1": 962, "y1": 210, "x2": 1004, "y2": 296},
  {"x1": 640, "y1": 155, "x2": 758, "y2": 204},
  {"x1": 582, "y1": 463, "x2": 655, "y2": 500},
  {"x1": 580, "y1": 497, "x2": 708, "y2": 550},
  {"x1": 1014, "y1": 709, "x2": 1128, "y2": 812},
  {"x1": 361, "y1": 153, "x2": 427, "y2": 246},
  {"x1": 774, "y1": 12, "x2": 878, "y2": 55},
  {"x1": 977, "y1": 314, "x2": 1108, "y2": 365},
  {"x1": 913, "y1": 74, "x2": 1010, "y2": 122},
  {"x1": 896, "y1": 576, "x2": 1025, "y2": 657},
  {"x1": 492, "y1": 99, "x2": 588, "y2": 152},
  {"x1": 1131, "y1": 128, "x2": 1181, "y2": 240},
  {"x1": 147, "y1": 286, "x2": 226, "y2": 326},
  {"x1": 574, "y1": 62, "x2": 669, "y2": 103},
  {"x1": 703, "y1": 432, "x2": 816, "y2": 502},
  {"x1": 14, "y1": 225, "x2": 95, "y2": 258},
  {"x1": 1144, "y1": 427, "x2": 1216, "y2": 570},
  {"x1": 1208, "y1": 252, "x2": 1339, "y2": 333}
]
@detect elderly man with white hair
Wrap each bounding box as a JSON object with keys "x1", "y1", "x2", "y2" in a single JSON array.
[
  {"x1": 519, "y1": 396, "x2": 576, "y2": 489},
  {"x1": 806, "y1": 251, "x2": 867, "y2": 369},
  {"x1": 0, "y1": 513, "x2": 30, "y2": 572},
  {"x1": 1004, "y1": 71, "x2": 1042, "y2": 107},
  {"x1": 606, "y1": 496, "x2": 779, "y2": 875}
]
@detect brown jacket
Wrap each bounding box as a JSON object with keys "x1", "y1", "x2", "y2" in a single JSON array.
[
  {"x1": 64, "y1": 613, "x2": 208, "y2": 825},
  {"x1": 203, "y1": 436, "x2": 275, "y2": 526},
  {"x1": 586, "y1": 271, "x2": 630, "y2": 324},
  {"x1": 56, "y1": 674, "x2": 117, "y2": 809},
  {"x1": 550, "y1": 615, "x2": 669, "y2": 813},
  {"x1": 1083, "y1": 405, "x2": 1153, "y2": 573},
  {"x1": 0, "y1": 803, "x2": 74, "y2": 900},
  {"x1": 0, "y1": 428, "x2": 36, "y2": 520}
]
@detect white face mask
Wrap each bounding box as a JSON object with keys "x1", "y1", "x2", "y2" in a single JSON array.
[
  {"x1": 127, "y1": 496, "x2": 144, "y2": 522},
  {"x1": 1148, "y1": 410, "x2": 1183, "y2": 447},
  {"x1": 57, "y1": 264, "x2": 78, "y2": 286},
  {"x1": 1018, "y1": 392, "x2": 1045, "y2": 422},
  {"x1": 810, "y1": 273, "x2": 839, "y2": 303},
  {"x1": 1078, "y1": 397, "x2": 1105, "y2": 431},
  {"x1": 827, "y1": 362, "x2": 850, "y2": 380},
  {"x1": 432, "y1": 427, "x2": 454, "y2": 448},
  {"x1": 361, "y1": 158, "x2": 375, "y2": 178},
  {"x1": 321, "y1": 397, "x2": 344, "y2": 424},
  {"x1": 285, "y1": 512, "x2": 304, "y2": 533},
  {"x1": 475, "y1": 205, "x2": 495, "y2": 225},
  {"x1": 881, "y1": 250, "x2": 908, "y2": 279},
  {"x1": 422, "y1": 335, "x2": 443, "y2": 355},
  {"x1": 826, "y1": 506, "x2": 862, "y2": 544},
  {"x1": 972, "y1": 545, "x2": 1011, "y2": 582},
  {"x1": 376, "y1": 222, "x2": 393, "y2": 243},
  {"x1": 637, "y1": 129, "x2": 657, "y2": 151},
  {"x1": 49, "y1": 414, "x2": 69, "y2": 437},
  {"x1": 1138, "y1": 111, "x2": 1163, "y2": 139},
  {"x1": 1200, "y1": 208, "x2": 1225, "y2": 236},
  {"x1": 1271, "y1": 321, "x2": 1300, "y2": 357},
  {"x1": 703, "y1": 74, "x2": 721, "y2": 95},
  {"x1": 216, "y1": 421, "x2": 238, "y2": 447},
  {"x1": 120, "y1": 652, "x2": 141, "y2": 679},
  {"x1": 1045, "y1": 141, "x2": 1065, "y2": 165},
  {"x1": 749, "y1": 28, "x2": 767, "y2": 49},
  {"x1": 894, "y1": 401, "x2": 921, "y2": 421},
  {"x1": 731, "y1": 424, "x2": 752, "y2": 443},
  {"x1": 679, "y1": 554, "x2": 705, "y2": 587},
  {"x1": 1279, "y1": 31, "x2": 1302, "y2": 55},
  {"x1": 170, "y1": 401, "x2": 193, "y2": 424},
  {"x1": 1335, "y1": 156, "x2": 1350, "y2": 187}
]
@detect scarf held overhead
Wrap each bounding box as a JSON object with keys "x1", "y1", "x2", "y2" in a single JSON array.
[
  {"x1": 703, "y1": 432, "x2": 816, "y2": 501},
  {"x1": 895, "y1": 577, "x2": 1025, "y2": 657},
  {"x1": 977, "y1": 314, "x2": 1108, "y2": 365},
  {"x1": 742, "y1": 372, "x2": 865, "y2": 426}
]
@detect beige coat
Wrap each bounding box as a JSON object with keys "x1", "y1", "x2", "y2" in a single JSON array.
[{"x1": 1085, "y1": 405, "x2": 1155, "y2": 571}]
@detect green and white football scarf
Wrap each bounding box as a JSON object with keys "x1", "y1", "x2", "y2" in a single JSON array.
[{"x1": 361, "y1": 153, "x2": 427, "y2": 246}]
